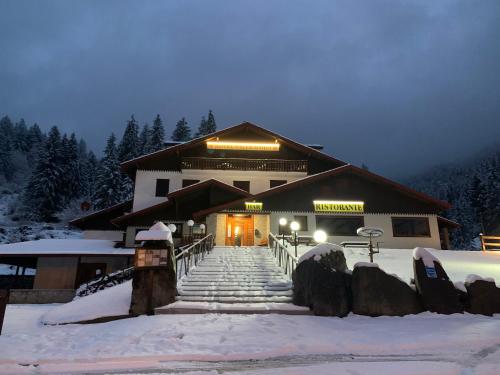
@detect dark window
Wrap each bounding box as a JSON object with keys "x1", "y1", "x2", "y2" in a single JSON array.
[
  {"x1": 233, "y1": 180, "x2": 250, "y2": 192},
  {"x1": 392, "y1": 217, "x2": 430, "y2": 237},
  {"x1": 316, "y1": 216, "x2": 364, "y2": 236},
  {"x1": 155, "y1": 179, "x2": 170, "y2": 197},
  {"x1": 294, "y1": 215, "x2": 308, "y2": 231},
  {"x1": 278, "y1": 225, "x2": 291, "y2": 235},
  {"x1": 182, "y1": 179, "x2": 199, "y2": 188},
  {"x1": 270, "y1": 180, "x2": 287, "y2": 188}
]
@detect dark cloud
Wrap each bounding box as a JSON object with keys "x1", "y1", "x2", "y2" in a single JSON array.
[{"x1": 1, "y1": 0, "x2": 499, "y2": 178}]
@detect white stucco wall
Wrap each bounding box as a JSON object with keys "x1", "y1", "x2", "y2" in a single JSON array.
[
  {"x1": 83, "y1": 230, "x2": 124, "y2": 241},
  {"x1": 133, "y1": 169, "x2": 306, "y2": 211},
  {"x1": 268, "y1": 212, "x2": 441, "y2": 249}
]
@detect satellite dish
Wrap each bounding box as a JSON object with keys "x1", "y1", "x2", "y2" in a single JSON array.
[{"x1": 357, "y1": 227, "x2": 384, "y2": 238}]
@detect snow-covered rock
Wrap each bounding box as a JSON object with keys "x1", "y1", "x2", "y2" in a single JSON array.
[
  {"x1": 412, "y1": 247, "x2": 440, "y2": 267},
  {"x1": 465, "y1": 274, "x2": 495, "y2": 285},
  {"x1": 41, "y1": 281, "x2": 132, "y2": 325},
  {"x1": 353, "y1": 262, "x2": 379, "y2": 268},
  {"x1": 298, "y1": 243, "x2": 344, "y2": 264},
  {"x1": 135, "y1": 222, "x2": 173, "y2": 242}
]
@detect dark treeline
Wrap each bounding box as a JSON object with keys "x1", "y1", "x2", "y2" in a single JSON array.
[
  {"x1": 407, "y1": 148, "x2": 500, "y2": 249},
  {"x1": 0, "y1": 111, "x2": 217, "y2": 222}
]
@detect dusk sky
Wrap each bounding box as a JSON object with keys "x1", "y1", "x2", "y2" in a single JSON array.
[{"x1": 1, "y1": 0, "x2": 499, "y2": 178}]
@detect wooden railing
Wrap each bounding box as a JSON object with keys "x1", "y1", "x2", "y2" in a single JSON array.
[
  {"x1": 480, "y1": 234, "x2": 500, "y2": 251},
  {"x1": 175, "y1": 234, "x2": 214, "y2": 281},
  {"x1": 181, "y1": 157, "x2": 308, "y2": 172},
  {"x1": 268, "y1": 233, "x2": 298, "y2": 278}
]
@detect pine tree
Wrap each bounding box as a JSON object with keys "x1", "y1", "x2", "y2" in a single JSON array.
[
  {"x1": 14, "y1": 118, "x2": 30, "y2": 152},
  {"x1": 23, "y1": 126, "x2": 64, "y2": 221},
  {"x1": 0, "y1": 116, "x2": 14, "y2": 180},
  {"x1": 92, "y1": 134, "x2": 123, "y2": 209},
  {"x1": 26, "y1": 123, "x2": 44, "y2": 165},
  {"x1": 138, "y1": 124, "x2": 152, "y2": 155},
  {"x1": 171, "y1": 117, "x2": 191, "y2": 141},
  {"x1": 469, "y1": 175, "x2": 488, "y2": 232},
  {"x1": 194, "y1": 110, "x2": 217, "y2": 138},
  {"x1": 118, "y1": 115, "x2": 139, "y2": 162},
  {"x1": 150, "y1": 114, "x2": 165, "y2": 152}
]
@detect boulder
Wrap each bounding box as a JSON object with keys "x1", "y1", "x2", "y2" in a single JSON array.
[
  {"x1": 352, "y1": 263, "x2": 423, "y2": 316},
  {"x1": 465, "y1": 276, "x2": 500, "y2": 316},
  {"x1": 293, "y1": 243, "x2": 351, "y2": 317},
  {"x1": 413, "y1": 247, "x2": 463, "y2": 314}
]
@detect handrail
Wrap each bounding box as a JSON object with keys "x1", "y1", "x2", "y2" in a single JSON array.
[
  {"x1": 480, "y1": 234, "x2": 500, "y2": 251},
  {"x1": 268, "y1": 233, "x2": 298, "y2": 278},
  {"x1": 175, "y1": 233, "x2": 214, "y2": 281}
]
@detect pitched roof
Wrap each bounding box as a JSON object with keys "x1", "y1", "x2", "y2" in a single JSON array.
[
  {"x1": 121, "y1": 121, "x2": 346, "y2": 176},
  {"x1": 111, "y1": 179, "x2": 251, "y2": 226},
  {"x1": 193, "y1": 164, "x2": 451, "y2": 218},
  {"x1": 69, "y1": 200, "x2": 133, "y2": 230}
]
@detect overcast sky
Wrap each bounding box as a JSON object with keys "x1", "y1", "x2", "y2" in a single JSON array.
[{"x1": 1, "y1": 0, "x2": 499, "y2": 178}]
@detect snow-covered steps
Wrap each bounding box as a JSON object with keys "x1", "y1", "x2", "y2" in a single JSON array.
[{"x1": 156, "y1": 246, "x2": 308, "y2": 314}]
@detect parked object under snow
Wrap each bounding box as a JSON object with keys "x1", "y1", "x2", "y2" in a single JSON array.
[
  {"x1": 352, "y1": 264, "x2": 423, "y2": 316},
  {"x1": 412, "y1": 248, "x2": 463, "y2": 314},
  {"x1": 293, "y1": 244, "x2": 351, "y2": 316},
  {"x1": 41, "y1": 281, "x2": 132, "y2": 325}
]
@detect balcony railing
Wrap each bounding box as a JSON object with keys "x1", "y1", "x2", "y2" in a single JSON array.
[{"x1": 181, "y1": 157, "x2": 308, "y2": 172}]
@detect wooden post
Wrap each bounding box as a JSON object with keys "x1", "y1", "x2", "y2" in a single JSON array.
[
  {"x1": 480, "y1": 233, "x2": 485, "y2": 251},
  {"x1": 0, "y1": 289, "x2": 9, "y2": 335}
]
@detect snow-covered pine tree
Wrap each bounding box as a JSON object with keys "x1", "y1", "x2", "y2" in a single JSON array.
[
  {"x1": 118, "y1": 115, "x2": 140, "y2": 162},
  {"x1": 26, "y1": 123, "x2": 45, "y2": 165},
  {"x1": 92, "y1": 134, "x2": 123, "y2": 210},
  {"x1": 0, "y1": 116, "x2": 14, "y2": 181},
  {"x1": 138, "y1": 124, "x2": 152, "y2": 155},
  {"x1": 13, "y1": 118, "x2": 30, "y2": 152},
  {"x1": 194, "y1": 110, "x2": 217, "y2": 138},
  {"x1": 171, "y1": 117, "x2": 191, "y2": 141},
  {"x1": 468, "y1": 175, "x2": 488, "y2": 232},
  {"x1": 150, "y1": 114, "x2": 165, "y2": 152},
  {"x1": 23, "y1": 126, "x2": 65, "y2": 221}
]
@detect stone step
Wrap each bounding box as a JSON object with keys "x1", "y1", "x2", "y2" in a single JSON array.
[
  {"x1": 176, "y1": 295, "x2": 293, "y2": 303},
  {"x1": 178, "y1": 290, "x2": 293, "y2": 297},
  {"x1": 178, "y1": 285, "x2": 291, "y2": 291},
  {"x1": 180, "y1": 282, "x2": 291, "y2": 288},
  {"x1": 155, "y1": 301, "x2": 311, "y2": 315}
]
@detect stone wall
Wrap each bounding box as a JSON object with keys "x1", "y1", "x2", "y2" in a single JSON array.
[{"x1": 8, "y1": 289, "x2": 75, "y2": 304}]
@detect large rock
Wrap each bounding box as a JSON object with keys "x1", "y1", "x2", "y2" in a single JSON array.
[
  {"x1": 352, "y1": 263, "x2": 423, "y2": 316},
  {"x1": 293, "y1": 243, "x2": 351, "y2": 317},
  {"x1": 465, "y1": 276, "x2": 500, "y2": 316},
  {"x1": 413, "y1": 247, "x2": 463, "y2": 314}
]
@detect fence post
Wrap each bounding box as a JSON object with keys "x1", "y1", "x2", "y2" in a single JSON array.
[{"x1": 0, "y1": 289, "x2": 10, "y2": 335}]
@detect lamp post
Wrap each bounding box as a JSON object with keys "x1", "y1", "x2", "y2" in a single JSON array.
[
  {"x1": 279, "y1": 217, "x2": 287, "y2": 246},
  {"x1": 290, "y1": 221, "x2": 300, "y2": 258},
  {"x1": 187, "y1": 220, "x2": 194, "y2": 243}
]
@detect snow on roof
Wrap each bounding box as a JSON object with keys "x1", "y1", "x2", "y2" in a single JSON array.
[
  {"x1": 412, "y1": 247, "x2": 441, "y2": 268},
  {"x1": 135, "y1": 222, "x2": 173, "y2": 242},
  {"x1": 298, "y1": 242, "x2": 344, "y2": 264},
  {"x1": 0, "y1": 239, "x2": 134, "y2": 256}
]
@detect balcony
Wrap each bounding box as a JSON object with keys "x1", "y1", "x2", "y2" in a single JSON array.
[{"x1": 181, "y1": 157, "x2": 308, "y2": 172}]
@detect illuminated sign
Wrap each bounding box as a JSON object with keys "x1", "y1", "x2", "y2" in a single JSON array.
[
  {"x1": 313, "y1": 200, "x2": 364, "y2": 213},
  {"x1": 245, "y1": 202, "x2": 263, "y2": 211},
  {"x1": 206, "y1": 141, "x2": 280, "y2": 151}
]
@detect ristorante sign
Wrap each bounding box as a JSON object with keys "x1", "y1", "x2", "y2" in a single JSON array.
[{"x1": 313, "y1": 200, "x2": 364, "y2": 213}]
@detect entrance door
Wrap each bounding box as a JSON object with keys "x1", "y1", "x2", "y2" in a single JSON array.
[{"x1": 225, "y1": 215, "x2": 254, "y2": 246}]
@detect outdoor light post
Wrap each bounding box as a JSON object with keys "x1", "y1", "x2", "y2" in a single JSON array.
[
  {"x1": 187, "y1": 220, "x2": 194, "y2": 243},
  {"x1": 290, "y1": 221, "x2": 300, "y2": 258},
  {"x1": 199, "y1": 224, "x2": 206, "y2": 235},
  {"x1": 279, "y1": 217, "x2": 287, "y2": 246}
]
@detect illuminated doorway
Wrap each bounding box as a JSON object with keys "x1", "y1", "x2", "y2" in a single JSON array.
[{"x1": 225, "y1": 214, "x2": 254, "y2": 246}]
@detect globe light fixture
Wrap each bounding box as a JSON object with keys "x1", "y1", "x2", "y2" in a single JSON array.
[
  {"x1": 313, "y1": 230, "x2": 327, "y2": 243},
  {"x1": 187, "y1": 220, "x2": 194, "y2": 227},
  {"x1": 168, "y1": 224, "x2": 177, "y2": 233},
  {"x1": 186, "y1": 220, "x2": 195, "y2": 243},
  {"x1": 200, "y1": 224, "x2": 206, "y2": 234},
  {"x1": 279, "y1": 218, "x2": 288, "y2": 246},
  {"x1": 279, "y1": 217, "x2": 287, "y2": 226}
]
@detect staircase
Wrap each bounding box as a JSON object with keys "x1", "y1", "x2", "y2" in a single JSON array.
[{"x1": 155, "y1": 246, "x2": 310, "y2": 314}]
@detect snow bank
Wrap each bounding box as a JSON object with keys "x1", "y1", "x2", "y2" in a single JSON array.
[
  {"x1": 41, "y1": 281, "x2": 132, "y2": 325},
  {"x1": 298, "y1": 243, "x2": 344, "y2": 264},
  {"x1": 465, "y1": 274, "x2": 495, "y2": 285},
  {"x1": 412, "y1": 247, "x2": 441, "y2": 267},
  {"x1": 353, "y1": 262, "x2": 379, "y2": 268}
]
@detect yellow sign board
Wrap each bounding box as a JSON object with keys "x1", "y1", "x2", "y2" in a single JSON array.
[
  {"x1": 245, "y1": 202, "x2": 263, "y2": 211},
  {"x1": 207, "y1": 141, "x2": 280, "y2": 151},
  {"x1": 313, "y1": 200, "x2": 364, "y2": 213}
]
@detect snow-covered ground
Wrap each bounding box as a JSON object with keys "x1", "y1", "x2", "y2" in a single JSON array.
[
  {"x1": 297, "y1": 245, "x2": 500, "y2": 285},
  {"x1": 1, "y1": 304, "x2": 500, "y2": 374}
]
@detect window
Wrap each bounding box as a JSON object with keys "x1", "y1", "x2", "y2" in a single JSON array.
[
  {"x1": 392, "y1": 217, "x2": 430, "y2": 237},
  {"x1": 182, "y1": 179, "x2": 199, "y2": 188},
  {"x1": 233, "y1": 180, "x2": 250, "y2": 192},
  {"x1": 293, "y1": 215, "x2": 308, "y2": 231},
  {"x1": 316, "y1": 216, "x2": 364, "y2": 236},
  {"x1": 270, "y1": 180, "x2": 287, "y2": 188},
  {"x1": 155, "y1": 179, "x2": 169, "y2": 197}
]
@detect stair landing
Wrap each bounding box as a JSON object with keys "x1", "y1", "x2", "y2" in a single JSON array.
[{"x1": 155, "y1": 246, "x2": 310, "y2": 315}]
